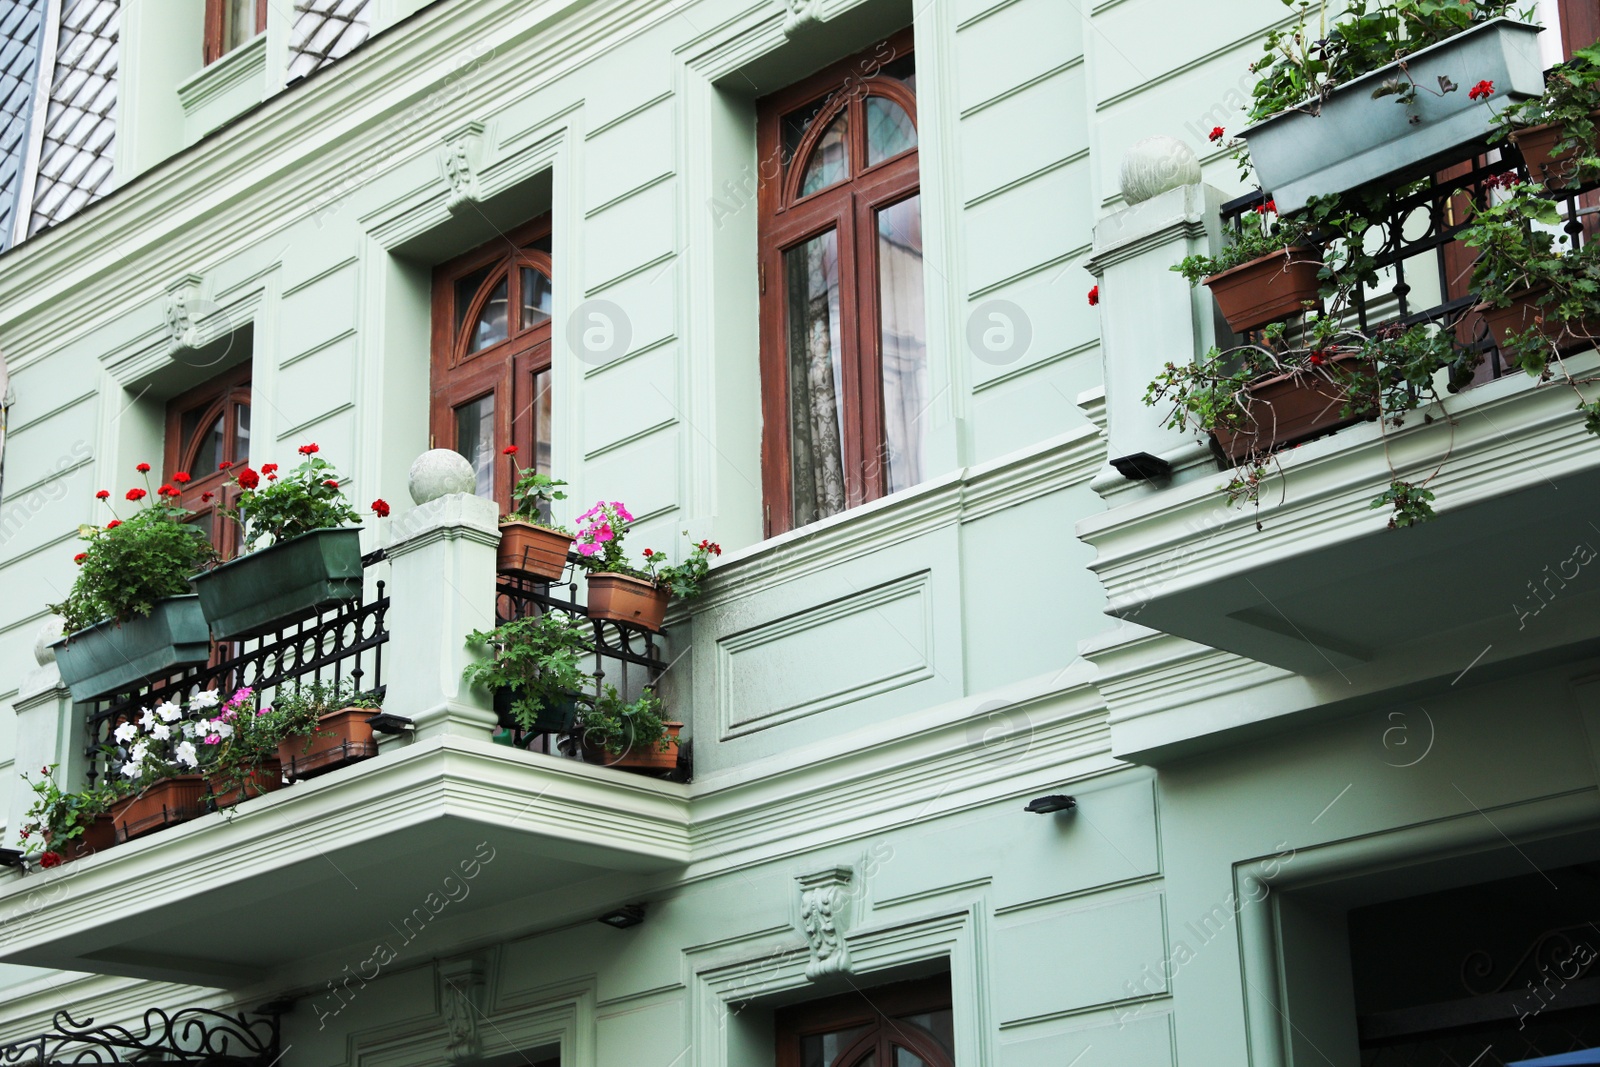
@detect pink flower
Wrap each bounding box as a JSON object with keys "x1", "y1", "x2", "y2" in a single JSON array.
[
  {"x1": 594, "y1": 524, "x2": 614, "y2": 543},
  {"x1": 204, "y1": 734, "x2": 221, "y2": 745},
  {"x1": 577, "y1": 542, "x2": 602, "y2": 556}
]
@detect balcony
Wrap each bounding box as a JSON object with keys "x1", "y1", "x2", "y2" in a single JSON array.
[
  {"x1": 1078, "y1": 134, "x2": 1600, "y2": 740},
  {"x1": 0, "y1": 474, "x2": 689, "y2": 987}
]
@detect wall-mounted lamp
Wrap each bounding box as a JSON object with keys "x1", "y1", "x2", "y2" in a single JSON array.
[
  {"x1": 0, "y1": 848, "x2": 23, "y2": 869},
  {"x1": 597, "y1": 905, "x2": 647, "y2": 929},
  {"x1": 1110, "y1": 453, "x2": 1173, "y2": 482},
  {"x1": 1024, "y1": 795, "x2": 1077, "y2": 814},
  {"x1": 366, "y1": 713, "x2": 414, "y2": 736}
]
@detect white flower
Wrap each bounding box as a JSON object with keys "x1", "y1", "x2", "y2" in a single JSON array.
[
  {"x1": 113, "y1": 722, "x2": 138, "y2": 743},
  {"x1": 190, "y1": 690, "x2": 220, "y2": 710},
  {"x1": 174, "y1": 741, "x2": 198, "y2": 769},
  {"x1": 155, "y1": 700, "x2": 182, "y2": 722},
  {"x1": 138, "y1": 708, "x2": 155, "y2": 730},
  {"x1": 216, "y1": 722, "x2": 234, "y2": 739},
  {"x1": 181, "y1": 721, "x2": 197, "y2": 738},
  {"x1": 150, "y1": 722, "x2": 172, "y2": 741},
  {"x1": 120, "y1": 760, "x2": 143, "y2": 779},
  {"x1": 130, "y1": 741, "x2": 149, "y2": 763}
]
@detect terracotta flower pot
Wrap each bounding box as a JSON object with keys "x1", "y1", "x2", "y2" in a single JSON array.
[
  {"x1": 1212, "y1": 354, "x2": 1374, "y2": 462},
  {"x1": 583, "y1": 721, "x2": 683, "y2": 773},
  {"x1": 45, "y1": 814, "x2": 118, "y2": 864},
  {"x1": 111, "y1": 776, "x2": 208, "y2": 842},
  {"x1": 1204, "y1": 247, "x2": 1323, "y2": 333},
  {"x1": 277, "y1": 708, "x2": 378, "y2": 781},
  {"x1": 585, "y1": 572, "x2": 671, "y2": 632},
  {"x1": 1510, "y1": 111, "x2": 1600, "y2": 189},
  {"x1": 1477, "y1": 287, "x2": 1600, "y2": 356},
  {"x1": 207, "y1": 759, "x2": 284, "y2": 809},
  {"x1": 498, "y1": 520, "x2": 575, "y2": 581}
]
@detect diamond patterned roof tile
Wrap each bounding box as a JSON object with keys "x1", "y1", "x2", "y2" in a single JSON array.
[{"x1": 28, "y1": 0, "x2": 118, "y2": 237}]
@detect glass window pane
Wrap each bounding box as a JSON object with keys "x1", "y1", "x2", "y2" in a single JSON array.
[
  {"x1": 521, "y1": 267, "x2": 553, "y2": 330},
  {"x1": 468, "y1": 276, "x2": 510, "y2": 353},
  {"x1": 783, "y1": 99, "x2": 829, "y2": 176},
  {"x1": 801, "y1": 112, "x2": 849, "y2": 197},
  {"x1": 453, "y1": 265, "x2": 492, "y2": 343},
  {"x1": 877, "y1": 53, "x2": 916, "y2": 92},
  {"x1": 224, "y1": 0, "x2": 258, "y2": 52},
  {"x1": 891, "y1": 1051, "x2": 926, "y2": 1067},
  {"x1": 454, "y1": 395, "x2": 495, "y2": 498},
  {"x1": 232, "y1": 402, "x2": 250, "y2": 463},
  {"x1": 784, "y1": 230, "x2": 846, "y2": 527},
  {"x1": 800, "y1": 1026, "x2": 871, "y2": 1067},
  {"x1": 877, "y1": 195, "x2": 927, "y2": 496},
  {"x1": 532, "y1": 367, "x2": 553, "y2": 480},
  {"x1": 894, "y1": 1011, "x2": 953, "y2": 1056},
  {"x1": 190, "y1": 413, "x2": 224, "y2": 476},
  {"x1": 865, "y1": 97, "x2": 917, "y2": 165}
]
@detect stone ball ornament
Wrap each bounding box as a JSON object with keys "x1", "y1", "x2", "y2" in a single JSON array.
[
  {"x1": 35, "y1": 616, "x2": 64, "y2": 665},
  {"x1": 408, "y1": 448, "x2": 477, "y2": 504},
  {"x1": 1120, "y1": 136, "x2": 1202, "y2": 204}
]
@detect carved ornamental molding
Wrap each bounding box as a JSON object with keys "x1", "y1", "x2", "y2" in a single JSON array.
[{"x1": 796, "y1": 865, "x2": 854, "y2": 980}]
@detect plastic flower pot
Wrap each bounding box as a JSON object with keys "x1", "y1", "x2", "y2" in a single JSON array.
[
  {"x1": 1510, "y1": 111, "x2": 1600, "y2": 189},
  {"x1": 207, "y1": 759, "x2": 284, "y2": 809},
  {"x1": 190, "y1": 527, "x2": 363, "y2": 640},
  {"x1": 1239, "y1": 19, "x2": 1545, "y2": 214},
  {"x1": 582, "y1": 721, "x2": 683, "y2": 773},
  {"x1": 277, "y1": 707, "x2": 378, "y2": 781},
  {"x1": 498, "y1": 520, "x2": 574, "y2": 581},
  {"x1": 110, "y1": 776, "x2": 208, "y2": 842},
  {"x1": 1204, "y1": 247, "x2": 1323, "y2": 333},
  {"x1": 1212, "y1": 354, "x2": 1375, "y2": 462},
  {"x1": 1477, "y1": 287, "x2": 1600, "y2": 355},
  {"x1": 585, "y1": 572, "x2": 671, "y2": 632},
  {"x1": 52, "y1": 596, "x2": 211, "y2": 703},
  {"x1": 492, "y1": 687, "x2": 581, "y2": 733},
  {"x1": 45, "y1": 814, "x2": 118, "y2": 863}
]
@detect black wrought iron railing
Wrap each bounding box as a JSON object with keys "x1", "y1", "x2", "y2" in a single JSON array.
[
  {"x1": 82, "y1": 550, "x2": 390, "y2": 786},
  {"x1": 493, "y1": 558, "x2": 670, "y2": 750},
  {"x1": 0, "y1": 1005, "x2": 281, "y2": 1066}
]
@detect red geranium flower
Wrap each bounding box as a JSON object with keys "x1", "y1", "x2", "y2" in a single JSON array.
[
  {"x1": 298, "y1": 443, "x2": 319, "y2": 455},
  {"x1": 200, "y1": 492, "x2": 213, "y2": 503},
  {"x1": 219, "y1": 461, "x2": 232, "y2": 471},
  {"x1": 106, "y1": 520, "x2": 122, "y2": 529},
  {"x1": 1088, "y1": 285, "x2": 1100, "y2": 307},
  {"x1": 135, "y1": 462, "x2": 151, "y2": 473},
  {"x1": 126, "y1": 488, "x2": 147, "y2": 502},
  {"x1": 324, "y1": 479, "x2": 340, "y2": 489},
  {"x1": 1309, "y1": 350, "x2": 1328, "y2": 366},
  {"x1": 73, "y1": 553, "x2": 87, "y2": 564},
  {"x1": 261, "y1": 463, "x2": 278, "y2": 474},
  {"x1": 38, "y1": 852, "x2": 63, "y2": 869},
  {"x1": 371, "y1": 498, "x2": 391, "y2": 518},
  {"x1": 95, "y1": 490, "x2": 110, "y2": 500},
  {"x1": 1468, "y1": 79, "x2": 1495, "y2": 101},
  {"x1": 236, "y1": 467, "x2": 260, "y2": 490},
  {"x1": 158, "y1": 484, "x2": 178, "y2": 498},
  {"x1": 643, "y1": 548, "x2": 655, "y2": 558},
  {"x1": 1209, "y1": 126, "x2": 1225, "y2": 143},
  {"x1": 1255, "y1": 199, "x2": 1277, "y2": 215},
  {"x1": 502, "y1": 445, "x2": 518, "y2": 455},
  {"x1": 173, "y1": 471, "x2": 191, "y2": 484}
]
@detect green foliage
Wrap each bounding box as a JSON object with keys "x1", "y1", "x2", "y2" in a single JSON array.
[
  {"x1": 1172, "y1": 203, "x2": 1312, "y2": 285},
  {"x1": 197, "y1": 688, "x2": 283, "y2": 808},
  {"x1": 463, "y1": 612, "x2": 591, "y2": 731},
  {"x1": 639, "y1": 536, "x2": 723, "y2": 600},
  {"x1": 578, "y1": 685, "x2": 671, "y2": 757},
  {"x1": 1582, "y1": 400, "x2": 1600, "y2": 436},
  {"x1": 1248, "y1": 0, "x2": 1530, "y2": 122},
  {"x1": 267, "y1": 679, "x2": 381, "y2": 749},
  {"x1": 50, "y1": 476, "x2": 216, "y2": 633},
  {"x1": 217, "y1": 446, "x2": 360, "y2": 554},
  {"x1": 1493, "y1": 44, "x2": 1600, "y2": 185},
  {"x1": 508, "y1": 472, "x2": 569, "y2": 529},
  {"x1": 18, "y1": 765, "x2": 116, "y2": 859},
  {"x1": 1370, "y1": 479, "x2": 1438, "y2": 528}
]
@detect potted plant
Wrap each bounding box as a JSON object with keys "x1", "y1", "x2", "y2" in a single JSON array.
[
  {"x1": 270, "y1": 680, "x2": 382, "y2": 780},
  {"x1": 193, "y1": 687, "x2": 283, "y2": 810},
  {"x1": 49, "y1": 466, "x2": 216, "y2": 702},
  {"x1": 190, "y1": 444, "x2": 388, "y2": 640},
  {"x1": 18, "y1": 766, "x2": 118, "y2": 866},
  {"x1": 576, "y1": 685, "x2": 682, "y2": 773},
  {"x1": 105, "y1": 696, "x2": 210, "y2": 841},
  {"x1": 496, "y1": 446, "x2": 574, "y2": 581},
  {"x1": 1493, "y1": 43, "x2": 1600, "y2": 188},
  {"x1": 1173, "y1": 200, "x2": 1321, "y2": 332},
  {"x1": 463, "y1": 612, "x2": 592, "y2": 733},
  {"x1": 573, "y1": 503, "x2": 721, "y2": 632},
  {"x1": 1237, "y1": 1, "x2": 1544, "y2": 213}
]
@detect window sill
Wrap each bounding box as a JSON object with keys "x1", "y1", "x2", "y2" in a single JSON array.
[{"x1": 177, "y1": 35, "x2": 267, "y2": 145}]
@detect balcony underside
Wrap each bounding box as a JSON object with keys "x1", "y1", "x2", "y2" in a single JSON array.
[
  {"x1": 0, "y1": 735, "x2": 690, "y2": 986},
  {"x1": 1080, "y1": 357, "x2": 1600, "y2": 677}
]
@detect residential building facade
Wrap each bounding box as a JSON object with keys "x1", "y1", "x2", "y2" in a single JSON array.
[{"x1": 0, "y1": 0, "x2": 1595, "y2": 1064}]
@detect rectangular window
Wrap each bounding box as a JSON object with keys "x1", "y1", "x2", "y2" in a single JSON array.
[
  {"x1": 164, "y1": 362, "x2": 251, "y2": 557},
  {"x1": 775, "y1": 976, "x2": 953, "y2": 1067},
  {"x1": 205, "y1": 0, "x2": 266, "y2": 65}
]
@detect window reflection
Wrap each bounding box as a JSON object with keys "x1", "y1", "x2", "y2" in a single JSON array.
[
  {"x1": 784, "y1": 229, "x2": 846, "y2": 525},
  {"x1": 877, "y1": 195, "x2": 927, "y2": 495},
  {"x1": 454, "y1": 394, "x2": 496, "y2": 497}
]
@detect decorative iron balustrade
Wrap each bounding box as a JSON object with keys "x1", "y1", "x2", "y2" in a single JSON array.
[
  {"x1": 0, "y1": 1005, "x2": 280, "y2": 1066},
  {"x1": 82, "y1": 550, "x2": 390, "y2": 786}
]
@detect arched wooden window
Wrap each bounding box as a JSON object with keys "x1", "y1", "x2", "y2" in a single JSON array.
[
  {"x1": 775, "y1": 976, "x2": 954, "y2": 1067},
  {"x1": 430, "y1": 218, "x2": 555, "y2": 512},
  {"x1": 757, "y1": 30, "x2": 926, "y2": 536},
  {"x1": 164, "y1": 363, "x2": 251, "y2": 556},
  {"x1": 204, "y1": 0, "x2": 266, "y2": 65}
]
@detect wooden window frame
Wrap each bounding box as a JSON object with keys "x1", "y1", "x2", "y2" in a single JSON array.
[
  {"x1": 756, "y1": 29, "x2": 920, "y2": 537},
  {"x1": 203, "y1": 0, "x2": 268, "y2": 66},
  {"x1": 774, "y1": 975, "x2": 953, "y2": 1067},
  {"x1": 163, "y1": 362, "x2": 252, "y2": 557},
  {"x1": 429, "y1": 216, "x2": 555, "y2": 513}
]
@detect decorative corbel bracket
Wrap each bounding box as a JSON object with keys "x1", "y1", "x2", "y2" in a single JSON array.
[
  {"x1": 783, "y1": 0, "x2": 823, "y2": 36},
  {"x1": 441, "y1": 121, "x2": 487, "y2": 213},
  {"x1": 796, "y1": 865, "x2": 854, "y2": 980},
  {"x1": 438, "y1": 955, "x2": 488, "y2": 1063},
  {"x1": 163, "y1": 273, "x2": 206, "y2": 354}
]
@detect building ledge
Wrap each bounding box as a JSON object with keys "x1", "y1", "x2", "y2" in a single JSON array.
[{"x1": 0, "y1": 734, "x2": 689, "y2": 987}]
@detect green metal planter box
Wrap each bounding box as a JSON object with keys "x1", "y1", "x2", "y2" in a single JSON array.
[
  {"x1": 52, "y1": 596, "x2": 211, "y2": 703},
  {"x1": 1239, "y1": 19, "x2": 1544, "y2": 215},
  {"x1": 191, "y1": 527, "x2": 364, "y2": 640}
]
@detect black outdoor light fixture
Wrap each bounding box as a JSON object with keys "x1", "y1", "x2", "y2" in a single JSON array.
[
  {"x1": 0, "y1": 848, "x2": 23, "y2": 869},
  {"x1": 365, "y1": 712, "x2": 414, "y2": 736},
  {"x1": 1110, "y1": 452, "x2": 1174, "y2": 482},
  {"x1": 1024, "y1": 794, "x2": 1077, "y2": 815},
  {"x1": 598, "y1": 904, "x2": 647, "y2": 929}
]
